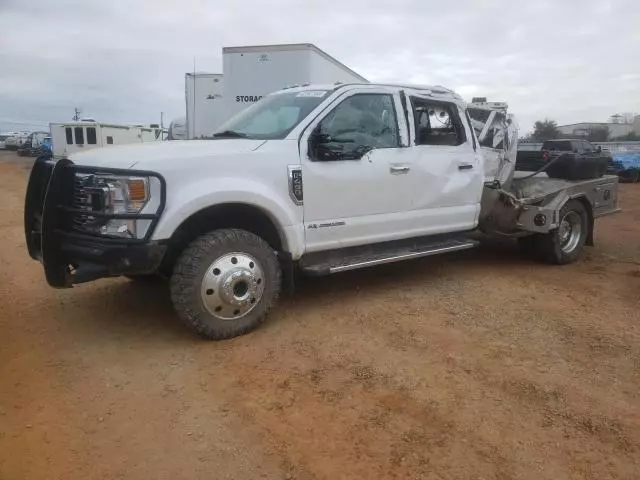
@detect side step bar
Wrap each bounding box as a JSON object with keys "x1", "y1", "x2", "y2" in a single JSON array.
[{"x1": 300, "y1": 237, "x2": 477, "y2": 276}]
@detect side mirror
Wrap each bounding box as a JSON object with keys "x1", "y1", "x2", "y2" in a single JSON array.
[
  {"x1": 596, "y1": 145, "x2": 602, "y2": 152},
  {"x1": 308, "y1": 130, "x2": 332, "y2": 160},
  {"x1": 308, "y1": 128, "x2": 360, "y2": 161}
]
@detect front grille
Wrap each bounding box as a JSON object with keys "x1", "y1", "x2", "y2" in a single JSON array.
[{"x1": 71, "y1": 174, "x2": 102, "y2": 233}]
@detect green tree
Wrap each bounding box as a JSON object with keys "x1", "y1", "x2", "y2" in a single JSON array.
[{"x1": 532, "y1": 119, "x2": 560, "y2": 142}]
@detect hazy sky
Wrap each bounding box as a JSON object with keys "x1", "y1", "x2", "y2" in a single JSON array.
[{"x1": 1, "y1": 0, "x2": 639, "y2": 134}]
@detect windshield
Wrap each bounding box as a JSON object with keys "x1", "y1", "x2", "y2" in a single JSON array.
[{"x1": 214, "y1": 90, "x2": 330, "y2": 140}]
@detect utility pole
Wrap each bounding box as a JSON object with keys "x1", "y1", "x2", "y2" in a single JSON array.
[
  {"x1": 193, "y1": 56, "x2": 197, "y2": 138},
  {"x1": 72, "y1": 108, "x2": 82, "y2": 121}
]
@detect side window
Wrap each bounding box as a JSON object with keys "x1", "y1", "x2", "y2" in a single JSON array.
[
  {"x1": 106, "y1": 136, "x2": 114, "y2": 145},
  {"x1": 411, "y1": 98, "x2": 466, "y2": 146},
  {"x1": 312, "y1": 93, "x2": 399, "y2": 161},
  {"x1": 65, "y1": 127, "x2": 73, "y2": 145},
  {"x1": 86, "y1": 127, "x2": 97, "y2": 145},
  {"x1": 583, "y1": 141, "x2": 594, "y2": 152},
  {"x1": 74, "y1": 127, "x2": 84, "y2": 145}
]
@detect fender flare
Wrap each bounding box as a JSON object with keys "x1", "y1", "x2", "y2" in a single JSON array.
[{"x1": 151, "y1": 177, "x2": 305, "y2": 257}]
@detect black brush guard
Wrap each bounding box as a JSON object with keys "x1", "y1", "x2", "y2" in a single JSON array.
[{"x1": 24, "y1": 156, "x2": 167, "y2": 288}]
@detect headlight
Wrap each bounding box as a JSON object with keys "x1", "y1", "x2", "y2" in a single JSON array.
[
  {"x1": 100, "y1": 176, "x2": 150, "y2": 214},
  {"x1": 73, "y1": 173, "x2": 163, "y2": 239}
]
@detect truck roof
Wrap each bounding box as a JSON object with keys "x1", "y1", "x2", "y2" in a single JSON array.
[{"x1": 273, "y1": 82, "x2": 465, "y2": 105}]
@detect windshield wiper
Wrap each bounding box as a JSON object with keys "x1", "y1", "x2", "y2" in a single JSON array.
[{"x1": 211, "y1": 130, "x2": 250, "y2": 139}]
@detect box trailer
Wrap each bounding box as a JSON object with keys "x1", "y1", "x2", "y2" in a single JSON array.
[
  {"x1": 50, "y1": 122, "x2": 164, "y2": 158},
  {"x1": 184, "y1": 43, "x2": 368, "y2": 139},
  {"x1": 185, "y1": 73, "x2": 224, "y2": 139}
]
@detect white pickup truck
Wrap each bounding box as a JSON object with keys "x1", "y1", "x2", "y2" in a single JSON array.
[{"x1": 25, "y1": 83, "x2": 619, "y2": 339}]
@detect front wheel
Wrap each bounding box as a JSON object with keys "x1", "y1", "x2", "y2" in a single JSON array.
[
  {"x1": 170, "y1": 229, "x2": 281, "y2": 340},
  {"x1": 523, "y1": 200, "x2": 589, "y2": 265}
]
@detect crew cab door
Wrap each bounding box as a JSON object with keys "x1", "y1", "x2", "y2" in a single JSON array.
[
  {"x1": 299, "y1": 87, "x2": 414, "y2": 252},
  {"x1": 405, "y1": 95, "x2": 484, "y2": 233}
]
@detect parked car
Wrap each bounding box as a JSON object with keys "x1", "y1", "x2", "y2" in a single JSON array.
[
  {"x1": 4, "y1": 134, "x2": 20, "y2": 151},
  {"x1": 0, "y1": 134, "x2": 9, "y2": 150},
  {"x1": 609, "y1": 148, "x2": 640, "y2": 183},
  {"x1": 16, "y1": 134, "x2": 34, "y2": 156},
  {"x1": 17, "y1": 132, "x2": 48, "y2": 157}
]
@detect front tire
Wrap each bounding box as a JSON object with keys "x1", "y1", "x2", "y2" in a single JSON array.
[
  {"x1": 528, "y1": 200, "x2": 589, "y2": 265},
  {"x1": 170, "y1": 229, "x2": 281, "y2": 340}
]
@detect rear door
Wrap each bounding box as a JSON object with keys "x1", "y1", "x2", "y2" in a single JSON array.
[{"x1": 405, "y1": 95, "x2": 484, "y2": 233}]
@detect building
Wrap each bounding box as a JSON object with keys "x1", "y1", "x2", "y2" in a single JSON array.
[{"x1": 557, "y1": 115, "x2": 640, "y2": 139}]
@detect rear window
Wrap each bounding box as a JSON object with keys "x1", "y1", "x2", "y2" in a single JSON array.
[
  {"x1": 467, "y1": 108, "x2": 491, "y2": 125},
  {"x1": 543, "y1": 140, "x2": 571, "y2": 151}
]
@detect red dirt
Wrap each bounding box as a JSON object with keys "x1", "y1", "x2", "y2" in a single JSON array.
[{"x1": 1, "y1": 151, "x2": 638, "y2": 479}]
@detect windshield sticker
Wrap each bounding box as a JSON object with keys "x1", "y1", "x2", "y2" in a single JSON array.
[{"x1": 296, "y1": 91, "x2": 327, "y2": 98}]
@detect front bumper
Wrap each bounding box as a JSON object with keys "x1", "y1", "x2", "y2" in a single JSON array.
[{"x1": 24, "y1": 156, "x2": 167, "y2": 288}]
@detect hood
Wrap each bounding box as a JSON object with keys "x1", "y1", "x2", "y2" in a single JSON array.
[{"x1": 69, "y1": 139, "x2": 267, "y2": 169}]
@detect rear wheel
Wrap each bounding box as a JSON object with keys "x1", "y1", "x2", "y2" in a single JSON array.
[
  {"x1": 170, "y1": 229, "x2": 281, "y2": 340},
  {"x1": 527, "y1": 200, "x2": 589, "y2": 265}
]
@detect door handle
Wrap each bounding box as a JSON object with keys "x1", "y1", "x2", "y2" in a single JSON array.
[
  {"x1": 390, "y1": 165, "x2": 410, "y2": 174},
  {"x1": 458, "y1": 163, "x2": 474, "y2": 170}
]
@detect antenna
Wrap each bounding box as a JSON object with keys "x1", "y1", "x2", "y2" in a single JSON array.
[{"x1": 72, "y1": 107, "x2": 82, "y2": 121}]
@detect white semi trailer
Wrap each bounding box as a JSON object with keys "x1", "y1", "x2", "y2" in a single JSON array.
[
  {"x1": 185, "y1": 73, "x2": 224, "y2": 139},
  {"x1": 183, "y1": 43, "x2": 368, "y2": 139}
]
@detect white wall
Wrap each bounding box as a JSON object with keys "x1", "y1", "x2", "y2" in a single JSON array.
[{"x1": 557, "y1": 123, "x2": 634, "y2": 138}]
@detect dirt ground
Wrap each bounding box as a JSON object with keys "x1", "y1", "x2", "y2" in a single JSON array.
[{"x1": 0, "y1": 150, "x2": 638, "y2": 480}]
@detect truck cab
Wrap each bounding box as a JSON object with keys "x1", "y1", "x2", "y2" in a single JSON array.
[{"x1": 24, "y1": 83, "x2": 619, "y2": 340}]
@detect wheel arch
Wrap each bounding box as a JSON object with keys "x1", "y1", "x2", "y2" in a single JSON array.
[{"x1": 161, "y1": 202, "x2": 289, "y2": 275}]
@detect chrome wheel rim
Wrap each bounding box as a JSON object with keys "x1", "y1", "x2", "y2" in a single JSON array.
[
  {"x1": 558, "y1": 211, "x2": 582, "y2": 254},
  {"x1": 200, "y1": 253, "x2": 265, "y2": 320}
]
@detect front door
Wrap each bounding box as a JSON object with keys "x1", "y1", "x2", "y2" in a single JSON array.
[{"x1": 299, "y1": 88, "x2": 415, "y2": 253}]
